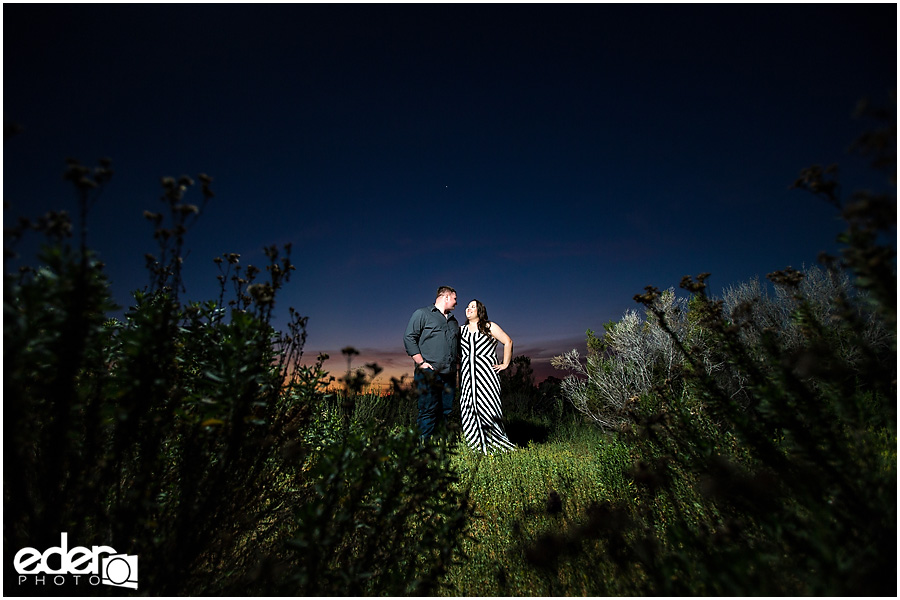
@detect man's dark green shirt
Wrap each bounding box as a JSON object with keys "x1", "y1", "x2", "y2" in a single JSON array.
[{"x1": 404, "y1": 305, "x2": 460, "y2": 375}]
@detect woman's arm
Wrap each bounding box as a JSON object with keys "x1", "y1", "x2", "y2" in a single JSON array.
[{"x1": 489, "y1": 322, "x2": 513, "y2": 372}]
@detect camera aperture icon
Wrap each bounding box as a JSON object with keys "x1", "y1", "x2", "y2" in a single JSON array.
[{"x1": 101, "y1": 554, "x2": 138, "y2": 589}]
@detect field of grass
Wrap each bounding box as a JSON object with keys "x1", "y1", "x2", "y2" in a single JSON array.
[
  {"x1": 314, "y1": 333, "x2": 898, "y2": 596},
  {"x1": 446, "y1": 423, "x2": 636, "y2": 596},
  {"x1": 312, "y1": 388, "x2": 643, "y2": 594}
]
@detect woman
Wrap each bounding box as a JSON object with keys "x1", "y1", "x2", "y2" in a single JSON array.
[{"x1": 459, "y1": 299, "x2": 516, "y2": 454}]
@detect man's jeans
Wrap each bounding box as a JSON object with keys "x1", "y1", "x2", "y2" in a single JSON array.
[{"x1": 414, "y1": 367, "x2": 455, "y2": 439}]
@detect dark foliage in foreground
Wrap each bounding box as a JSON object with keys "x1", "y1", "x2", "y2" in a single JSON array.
[
  {"x1": 548, "y1": 100, "x2": 896, "y2": 595},
  {"x1": 4, "y1": 166, "x2": 471, "y2": 595}
]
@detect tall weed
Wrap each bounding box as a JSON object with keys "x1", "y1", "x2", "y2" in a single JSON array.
[
  {"x1": 549, "y1": 105, "x2": 896, "y2": 595},
  {"x1": 4, "y1": 161, "x2": 470, "y2": 595}
]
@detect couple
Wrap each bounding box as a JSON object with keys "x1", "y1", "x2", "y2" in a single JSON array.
[{"x1": 403, "y1": 286, "x2": 516, "y2": 454}]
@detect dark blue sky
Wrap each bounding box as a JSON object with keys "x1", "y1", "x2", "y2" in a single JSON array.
[{"x1": 4, "y1": 3, "x2": 896, "y2": 383}]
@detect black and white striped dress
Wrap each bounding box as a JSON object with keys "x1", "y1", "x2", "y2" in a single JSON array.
[{"x1": 459, "y1": 325, "x2": 516, "y2": 454}]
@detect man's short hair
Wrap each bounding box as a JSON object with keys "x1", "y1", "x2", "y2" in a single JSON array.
[{"x1": 436, "y1": 286, "x2": 456, "y2": 298}]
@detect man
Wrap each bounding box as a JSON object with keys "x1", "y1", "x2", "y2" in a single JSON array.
[{"x1": 403, "y1": 286, "x2": 461, "y2": 439}]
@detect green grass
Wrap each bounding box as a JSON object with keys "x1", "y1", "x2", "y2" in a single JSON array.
[
  {"x1": 444, "y1": 423, "x2": 641, "y2": 596},
  {"x1": 323, "y1": 375, "x2": 898, "y2": 596}
]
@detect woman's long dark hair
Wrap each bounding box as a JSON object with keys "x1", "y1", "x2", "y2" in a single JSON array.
[{"x1": 471, "y1": 299, "x2": 492, "y2": 337}]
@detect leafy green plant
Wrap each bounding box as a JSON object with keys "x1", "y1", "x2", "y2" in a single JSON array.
[
  {"x1": 4, "y1": 160, "x2": 471, "y2": 596},
  {"x1": 255, "y1": 424, "x2": 470, "y2": 596},
  {"x1": 545, "y1": 102, "x2": 896, "y2": 596}
]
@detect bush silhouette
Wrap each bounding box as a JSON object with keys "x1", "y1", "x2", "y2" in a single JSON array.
[
  {"x1": 4, "y1": 161, "x2": 471, "y2": 595},
  {"x1": 549, "y1": 100, "x2": 896, "y2": 595}
]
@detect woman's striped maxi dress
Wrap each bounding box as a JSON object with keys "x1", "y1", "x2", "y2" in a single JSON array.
[{"x1": 459, "y1": 326, "x2": 516, "y2": 454}]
